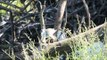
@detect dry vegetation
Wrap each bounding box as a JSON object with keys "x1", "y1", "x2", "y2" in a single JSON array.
[{"x1": 0, "y1": 0, "x2": 107, "y2": 60}]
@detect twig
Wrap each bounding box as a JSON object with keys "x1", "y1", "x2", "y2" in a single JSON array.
[
  {"x1": 39, "y1": 4, "x2": 46, "y2": 29},
  {"x1": 16, "y1": 13, "x2": 36, "y2": 23},
  {"x1": 9, "y1": 11, "x2": 15, "y2": 42},
  {"x1": 62, "y1": 6, "x2": 67, "y2": 30},
  {"x1": 82, "y1": 0, "x2": 91, "y2": 28},
  {"x1": 37, "y1": 1, "x2": 46, "y2": 43}
]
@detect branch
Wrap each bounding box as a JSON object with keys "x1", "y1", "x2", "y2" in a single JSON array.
[
  {"x1": 44, "y1": 22, "x2": 107, "y2": 56},
  {"x1": 54, "y1": 0, "x2": 67, "y2": 30}
]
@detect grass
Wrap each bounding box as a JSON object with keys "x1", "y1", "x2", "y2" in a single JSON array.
[{"x1": 2, "y1": 22, "x2": 107, "y2": 60}]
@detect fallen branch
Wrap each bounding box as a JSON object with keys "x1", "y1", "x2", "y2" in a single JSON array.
[{"x1": 44, "y1": 22, "x2": 107, "y2": 56}]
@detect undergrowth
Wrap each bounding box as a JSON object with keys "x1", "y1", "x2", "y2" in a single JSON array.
[{"x1": 3, "y1": 22, "x2": 107, "y2": 60}]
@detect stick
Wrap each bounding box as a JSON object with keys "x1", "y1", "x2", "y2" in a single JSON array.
[
  {"x1": 44, "y1": 22, "x2": 107, "y2": 56},
  {"x1": 82, "y1": 0, "x2": 91, "y2": 28},
  {"x1": 54, "y1": 0, "x2": 67, "y2": 30}
]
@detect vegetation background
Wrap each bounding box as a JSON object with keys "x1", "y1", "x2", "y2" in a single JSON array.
[{"x1": 0, "y1": 0, "x2": 107, "y2": 60}]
